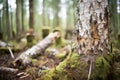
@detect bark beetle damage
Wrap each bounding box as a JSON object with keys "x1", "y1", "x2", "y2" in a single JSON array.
[
  {"x1": 76, "y1": 0, "x2": 109, "y2": 55},
  {"x1": 91, "y1": 20, "x2": 99, "y2": 46}
]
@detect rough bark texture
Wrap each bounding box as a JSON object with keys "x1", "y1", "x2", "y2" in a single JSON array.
[
  {"x1": 75, "y1": 0, "x2": 109, "y2": 55},
  {"x1": 75, "y1": 0, "x2": 109, "y2": 79},
  {"x1": 15, "y1": 32, "x2": 60, "y2": 65}
]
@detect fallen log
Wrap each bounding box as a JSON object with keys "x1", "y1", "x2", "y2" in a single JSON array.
[
  {"x1": 14, "y1": 32, "x2": 60, "y2": 66},
  {"x1": 0, "y1": 67, "x2": 18, "y2": 73}
]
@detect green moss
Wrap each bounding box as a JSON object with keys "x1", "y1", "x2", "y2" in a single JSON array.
[
  {"x1": 104, "y1": 53, "x2": 113, "y2": 62},
  {"x1": 91, "y1": 55, "x2": 111, "y2": 80},
  {"x1": 39, "y1": 53, "x2": 80, "y2": 80},
  {"x1": 55, "y1": 52, "x2": 67, "y2": 60},
  {"x1": 42, "y1": 27, "x2": 50, "y2": 38},
  {"x1": 31, "y1": 59, "x2": 38, "y2": 66},
  {"x1": 26, "y1": 35, "x2": 36, "y2": 47}
]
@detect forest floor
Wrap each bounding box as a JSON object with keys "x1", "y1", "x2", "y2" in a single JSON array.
[
  {"x1": 0, "y1": 36, "x2": 120, "y2": 80},
  {"x1": 0, "y1": 46, "x2": 66, "y2": 80}
]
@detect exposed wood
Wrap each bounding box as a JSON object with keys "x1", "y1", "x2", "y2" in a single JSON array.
[{"x1": 15, "y1": 32, "x2": 60, "y2": 65}]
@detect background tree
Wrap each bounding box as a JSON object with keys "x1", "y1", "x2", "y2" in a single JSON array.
[
  {"x1": 53, "y1": 0, "x2": 60, "y2": 27},
  {"x1": 42, "y1": 0, "x2": 46, "y2": 26},
  {"x1": 16, "y1": 0, "x2": 22, "y2": 36},
  {"x1": 109, "y1": 0, "x2": 118, "y2": 37},
  {"x1": 0, "y1": 0, "x2": 3, "y2": 40},
  {"x1": 29, "y1": 0, "x2": 34, "y2": 29},
  {"x1": 21, "y1": 0, "x2": 25, "y2": 32}
]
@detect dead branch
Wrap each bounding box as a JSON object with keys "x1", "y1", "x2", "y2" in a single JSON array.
[
  {"x1": 0, "y1": 67, "x2": 18, "y2": 73},
  {"x1": 87, "y1": 60, "x2": 92, "y2": 80},
  {"x1": 7, "y1": 46, "x2": 15, "y2": 59}
]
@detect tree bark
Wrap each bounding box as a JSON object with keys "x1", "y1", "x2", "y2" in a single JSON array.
[
  {"x1": 75, "y1": 0, "x2": 109, "y2": 79},
  {"x1": 15, "y1": 32, "x2": 60, "y2": 65},
  {"x1": 76, "y1": 0, "x2": 109, "y2": 55}
]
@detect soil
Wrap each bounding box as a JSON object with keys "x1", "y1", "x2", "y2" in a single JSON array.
[{"x1": 0, "y1": 49, "x2": 61, "y2": 80}]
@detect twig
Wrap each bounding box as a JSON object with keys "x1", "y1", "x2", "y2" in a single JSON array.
[
  {"x1": 19, "y1": 74, "x2": 30, "y2": 79},
  {"x1": 87, "y1": 60, "x2": 92, "y2": 80},
  {"x1": 7, "y1": 46, "x2": 15, "y2": 59}
]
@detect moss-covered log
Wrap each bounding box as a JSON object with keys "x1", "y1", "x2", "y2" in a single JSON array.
[
  {"x1": 0, "y1": 67, "x2": 18, "y2": 73},
  {"x1": 14, "y1": 32, "x2": 60, "y2": 66}
]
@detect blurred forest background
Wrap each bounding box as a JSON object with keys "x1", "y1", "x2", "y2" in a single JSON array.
[
  {"x1": 0, "y1": 0, "x2": 120, "y2": 41},
  {"x1": 0, "y1": 0, "x2": 78, "y2": 41},
  {"x1": 0, "y1": 0, "x2": 120, "y2": 80}
]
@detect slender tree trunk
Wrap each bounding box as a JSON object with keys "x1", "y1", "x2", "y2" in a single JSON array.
[
  {"x1": 75, "y1": 0, "x2": 109, "y2": 79},
  {"x1": 110, "y1": 0, "x2": 117, "y2": 36},
  {"x1": 3, "y1": 5, "x2": 7, "y2": 40},
  {"x1": 16, "y1": 0, "x2": 22, "y2": 36},
  {"x1": 29, "y1": 0, "x2": 34, "y2": 29},
  {"x1": 0, "y1": 11, "x2": 2, "y2": 36},
  {"x1": 53, "y1": 0, "x2": 60, "y2": 27},
  {"x1": 42, "y1": 0, "x2": 46, "y2": 26},
  {"x1": 21, "y1": 0, "x2": 25, "y2": 32},
  {"x1": 6, "y1": 0, "x2": 11, "y2": 39}
]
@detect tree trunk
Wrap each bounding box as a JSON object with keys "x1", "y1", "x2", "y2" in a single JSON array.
[
  {"x1": 16, "y1": 0, "x2": 22, "y2": 36},
  {"x1": 6, "y1": 0, "x2": 12, "y2": 39},
  {"x1": 76, "y1": 0, "x2": 109, "y2": 55},
  {"x1": 2, "y1": 3, "x2": 7, "y2": 40},
  {"x1": 42, "y1": 0, "x2": 46, "y2": 26},
  {"x1": 29, "y1": 0, "x2": 34, "y2": 29},
  {"x1": 75, "y1": 0, "x2": 109, "y2": 79},
  {"x1": 110, "y1": 0, "x2": 118, "y2": 37},
  {"x1": 0, "y1": 10, "x2": 1, "y2": 33},
  {"x1": 21, "y1": 0, "x2": 25, "y2": 32},
  {"x1": 53, "y1": 0, "x2": 60, "y2": 27},
  {"x1": 15, "y1": 32, "x2": 60, "y2": 65}
]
